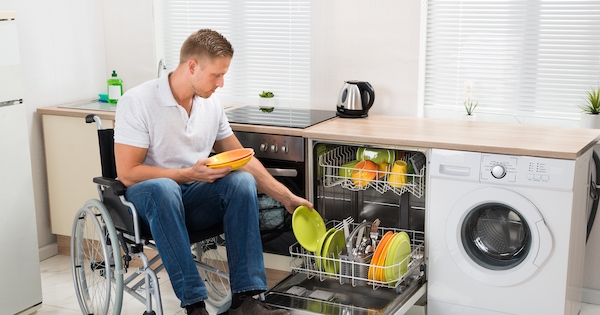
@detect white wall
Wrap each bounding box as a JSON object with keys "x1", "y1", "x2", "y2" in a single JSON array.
[
  {"x1": 310, "y1": 0, "x2": 422, "y2": 117},
  {"x1": 2, "y1": 0, "x2": 156, "y2": 258}
]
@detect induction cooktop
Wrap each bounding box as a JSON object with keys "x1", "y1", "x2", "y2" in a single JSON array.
[{"x1": 226, "y1": 106, "x2": 337, "y2": 129}]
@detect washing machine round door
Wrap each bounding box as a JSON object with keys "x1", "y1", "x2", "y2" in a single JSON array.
[{"x1": 446, "y1": 187, "x2": 553, "y2": 286}]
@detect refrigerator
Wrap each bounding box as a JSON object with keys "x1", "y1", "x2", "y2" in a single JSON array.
[{"x1": 0, "y1": 11, "x2": 43, "y2": 315}]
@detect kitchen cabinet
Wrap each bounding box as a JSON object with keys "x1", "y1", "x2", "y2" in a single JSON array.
[{"x1": 42, "y1": 113, "x2": 113, "y2": 236}]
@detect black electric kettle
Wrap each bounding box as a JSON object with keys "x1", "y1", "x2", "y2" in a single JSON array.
[{"x1": 336, "y1": 81, "x2": 375, "y2": 118}]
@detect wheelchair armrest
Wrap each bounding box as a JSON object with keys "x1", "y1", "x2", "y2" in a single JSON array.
[{"x1": 93, "y1": 177, "x2": 127, "y2": 196}]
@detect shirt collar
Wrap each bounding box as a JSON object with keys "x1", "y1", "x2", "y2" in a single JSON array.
[{"x1": 158, "y1": 72, "x2": 179, "y2": 107}]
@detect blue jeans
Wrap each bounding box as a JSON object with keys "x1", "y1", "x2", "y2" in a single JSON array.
[{"x1": 124, "y1": 172, "x2": 267, "y2": 307}]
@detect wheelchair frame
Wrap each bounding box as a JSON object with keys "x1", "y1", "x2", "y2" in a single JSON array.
[{"x1": 70, "y1": 114, "x2": 232, "y2": 315}]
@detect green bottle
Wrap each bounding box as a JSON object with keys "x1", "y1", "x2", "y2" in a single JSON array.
[{"x1": 107, "y1": 70, "x2": 123, "y2": 104}]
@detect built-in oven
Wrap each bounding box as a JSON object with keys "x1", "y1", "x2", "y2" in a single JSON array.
[{"x1": 234, "y1": 131, "x2": 306, "y2": 256}]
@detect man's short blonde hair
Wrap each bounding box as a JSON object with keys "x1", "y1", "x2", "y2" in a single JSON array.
[{"x1": 179, "y1": 29, "x2": 234, "y2": 64}]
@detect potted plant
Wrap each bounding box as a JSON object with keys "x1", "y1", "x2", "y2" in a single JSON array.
[
  {"x1": 259, "y1": 91, "x2": 276, "y2": 111},
  {"x1": 579, "y1": 87, "x2": 600, "y2": 128},
  {"x1": 463, "y1": 81, "x2": 478, "y2": 119}
]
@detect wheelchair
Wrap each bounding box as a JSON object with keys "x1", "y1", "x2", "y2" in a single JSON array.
[{"x1": 70, "y1": 114, "x2": 232, "y2": 315}]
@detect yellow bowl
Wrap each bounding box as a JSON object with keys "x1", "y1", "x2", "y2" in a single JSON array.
[
  {"x1": 207, "y1": 152, "x2": 254, "y2": 170},
  {"x1": 207, "y1": 148, "x2": 254, "y2": 166},
  {"x1": 292, "y1": 206, "x2": 326, "y2": 252}
]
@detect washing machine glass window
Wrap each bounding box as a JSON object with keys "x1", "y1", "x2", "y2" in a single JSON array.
[{"x1": 461, "y1": 203, "x2": 531, "y2": 270}]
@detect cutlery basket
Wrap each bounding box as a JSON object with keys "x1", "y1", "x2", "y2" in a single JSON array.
[{"x1": 339, "y1": 250, "x2": 372, "y2": 286}]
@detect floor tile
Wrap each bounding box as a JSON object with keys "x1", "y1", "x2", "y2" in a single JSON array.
[{"x1": 38, "y1": 254, "x2": 221, "y2": 315}]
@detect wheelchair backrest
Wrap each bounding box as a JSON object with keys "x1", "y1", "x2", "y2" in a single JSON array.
[
  {"x1": 95, "y1": 125, "x2": 140, "y2": 235},
  {"x1": 98, "y1": 128, "x2": 117, "y2": 179}
]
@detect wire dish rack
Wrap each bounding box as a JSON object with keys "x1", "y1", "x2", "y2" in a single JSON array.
[
  {"x1": 289, "y1": 220, "x2": 425, "y2": 292},
  {"x1": 318, "y1": 146, "x2": 426, "y2": 198}
]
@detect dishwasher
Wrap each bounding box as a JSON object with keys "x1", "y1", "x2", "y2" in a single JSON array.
[{"x1": 263, "y1": 140, "x2": 427, "y2": 315}]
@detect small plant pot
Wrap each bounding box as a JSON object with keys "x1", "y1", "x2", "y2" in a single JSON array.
[
  {"x1": 259, "y1": 97, "x2": 277, "y2": 109},
  {"x1": 581, "y1": 113, "x2": 600, "y2": 129},
  {"x1": 463, "y1": 114, "x2": 476, "y2": 121}
]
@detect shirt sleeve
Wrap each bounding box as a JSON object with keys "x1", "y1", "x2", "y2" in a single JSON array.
[
  {"x1": 215, "y1": 100, "x2": 234, "y2": 141},
  {"x1": 114, "y1": 93, "x2": 151, "y2": 149}
]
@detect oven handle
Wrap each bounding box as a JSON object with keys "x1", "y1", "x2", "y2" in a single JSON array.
[{"x1": 266, "y1": 168, "x2": 298, "y2": 178}]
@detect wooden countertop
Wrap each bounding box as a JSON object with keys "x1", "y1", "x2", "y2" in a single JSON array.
[
  {"x1": 303, "y1": 115, "x2": 600, "y2": 159},
  {"x1": 36, "y1": 102, "x2": 305, "y2": 137},
  {"x1": 37, "y1": 100, "x2": 117, "y2": 121},
  {"x1": 39, "y1": 102, "x2": 600, "y2": 159}
]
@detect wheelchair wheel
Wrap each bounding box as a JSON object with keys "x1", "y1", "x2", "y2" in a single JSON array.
[
  {"x1": 71, "y1": 199, "x2": 124, "y2": 315},
  {"x1": 195, "y1": 236, "x2": 232, "y2": 310}
]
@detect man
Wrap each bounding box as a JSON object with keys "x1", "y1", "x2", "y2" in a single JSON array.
[{"x1": 114, "y1": 29, "x2": 312, "y2": 315}]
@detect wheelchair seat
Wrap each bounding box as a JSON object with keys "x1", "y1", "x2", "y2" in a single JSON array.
[{"x1": 70, "y1": 114, "x2": 231, "y2": 315}]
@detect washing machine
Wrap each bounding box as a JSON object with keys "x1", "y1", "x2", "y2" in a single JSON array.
[{"x1": 426, "y1": 148, "x2": 592, "y2": 315}]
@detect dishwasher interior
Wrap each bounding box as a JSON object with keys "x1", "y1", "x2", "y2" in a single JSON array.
[{"x1": 264, "y1": 141, "x2": 427, "y2": 315}]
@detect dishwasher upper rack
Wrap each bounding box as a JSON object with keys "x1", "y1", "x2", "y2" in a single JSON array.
[
  {"x1": 317, "y1": 145, "x2": 426, "y2": 198},
  {"x1": 289, "y1": 220, "x2": 425, "y2": 292}
]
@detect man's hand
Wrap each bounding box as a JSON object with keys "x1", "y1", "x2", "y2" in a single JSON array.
[
  {"x1": 183, "y1": 158, "x2": 232, "y2": 183},
  {"x1": 283, "y1": 194, "x2": 314, "y2": 214}
]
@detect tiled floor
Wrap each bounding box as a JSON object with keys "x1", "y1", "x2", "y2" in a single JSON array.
[
  {"x1": 38, "y1": 254, "x2": 219, "y2": 315},
  {"x1": 38, "y1": 254, "x2": 600, "y2": 315}
]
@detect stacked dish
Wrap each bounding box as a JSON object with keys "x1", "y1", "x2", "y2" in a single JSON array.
[
  {"x1": 207, "y1": 148, "x2": 255, "y2": 170},
  {"x1": 292, "y1": 206, "x2": 346, "y2": 274},
  {"x1": 368, "y1": 231, "x2": 411, "y2": 285}
]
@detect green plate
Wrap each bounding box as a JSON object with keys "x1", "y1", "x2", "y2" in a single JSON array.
[
  {"x1": 316, "y1": 228, "x2": 337, "y2": 270},
  {"x1": 292, "y1": 206, "x2": 326, "y2": 252},
  {"x1": 321, "y1": 229, "x2": 346, "y2": 274},
  {"x1": 384, "y1": 231, "x2": 411, "y2": 285}
]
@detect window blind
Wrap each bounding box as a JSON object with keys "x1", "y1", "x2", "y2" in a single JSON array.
[
  {"x1": 424, "y1": 1, "x2": 600, "y2": 123},
  {"x1": 161, "y1": 1, "x2": 311, "y2": 107}
]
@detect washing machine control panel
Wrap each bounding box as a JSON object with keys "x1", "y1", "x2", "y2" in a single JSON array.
[
  {"x1": 481, "y1": 154, "x2": 576, "y2": 189},
  {"x1": 490, "y1": 164, "x2": 507, "y2": 179},
  {"x1": 481, "y1": 155, "x2": 518, "y2": 182}
]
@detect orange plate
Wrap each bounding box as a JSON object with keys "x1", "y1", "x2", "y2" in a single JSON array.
[
  {"x1": 368, "y1": 231, "x2": 394, "y2": 281},
  {"x1": 207, "y1": 148, "x2": 254, "y2": 166},
  {"x1": 375, "y1": 232, "x2": 398, "y2": 281}
]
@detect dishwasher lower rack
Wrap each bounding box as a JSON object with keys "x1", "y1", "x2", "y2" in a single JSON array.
[
  {"x1": 288, "y1": 220, "x2": 424, "y2": 292},
  {"x1": 318, "y1": 145, "x2": 426, "y2": 198}
]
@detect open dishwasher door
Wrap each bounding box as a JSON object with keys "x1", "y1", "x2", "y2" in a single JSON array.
[
  {"x1": 263, "y1": 142, "x2": 428, "y2": 315},
  {"x1": 262, "y1": 223, "x2": 426, "y2": 314}
]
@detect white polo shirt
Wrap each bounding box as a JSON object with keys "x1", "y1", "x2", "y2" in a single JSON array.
[{"x1": 114, "y1": 73, "x2": 233, "y2": 169}]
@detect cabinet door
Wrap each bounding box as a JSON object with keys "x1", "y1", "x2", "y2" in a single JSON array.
[{"x1": 42, "y1": 115, "x2": 114, "y2": 236}]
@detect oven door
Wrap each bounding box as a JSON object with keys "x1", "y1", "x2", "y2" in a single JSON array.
[{"x1": 259, "y1": 159, "x2": 305, "y2": 256}]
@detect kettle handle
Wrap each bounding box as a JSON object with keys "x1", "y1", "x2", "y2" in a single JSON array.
[{"x1": 357, "y1": 81, "x2": 375, "y2": 110}]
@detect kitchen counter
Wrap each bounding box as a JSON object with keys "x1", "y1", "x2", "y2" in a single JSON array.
[
  {"x1": 37, "y1": 101, "x2": 305, "y2": 137},
  {"x1": 303, "y1": 114, "x2": 600, "y2": 160},
  {"x1": 39, "y1": 101, "x2": 600, "y2": 159}
]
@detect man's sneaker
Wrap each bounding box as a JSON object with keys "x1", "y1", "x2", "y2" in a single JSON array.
[{"x1": 228, "y1": 297, "x2": 290, "y2": 315}]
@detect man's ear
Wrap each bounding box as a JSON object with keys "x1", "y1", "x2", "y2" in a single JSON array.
[{"x1": 188, "y1": 59, "x2": 199, "y2": 75}]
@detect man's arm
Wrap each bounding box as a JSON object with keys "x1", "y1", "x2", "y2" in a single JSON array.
[
  {"x1": 214, "y1": 135, "x2": 313, "y2": 213},
  {"x1": 114, "y1": 143, "x2": 231, "y2": 187}
]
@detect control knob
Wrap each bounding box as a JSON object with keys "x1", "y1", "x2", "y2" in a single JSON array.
[
  {"x1": 271, "y1": 144, "x2": 278, "y2": 153},
  {"x1": 491, "y1": 164, "x2": 506, "y2": 179},
  {"x1": 281, "y1": 145, "x2": 289, "y2": 153},
  {"x1": 259, "y1": 143, "x2": 269, "y2": 152}
]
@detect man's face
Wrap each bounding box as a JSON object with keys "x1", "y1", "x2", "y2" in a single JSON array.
[{"x1": 192, "y1": 56, "x2": 231, "y2": 98}]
